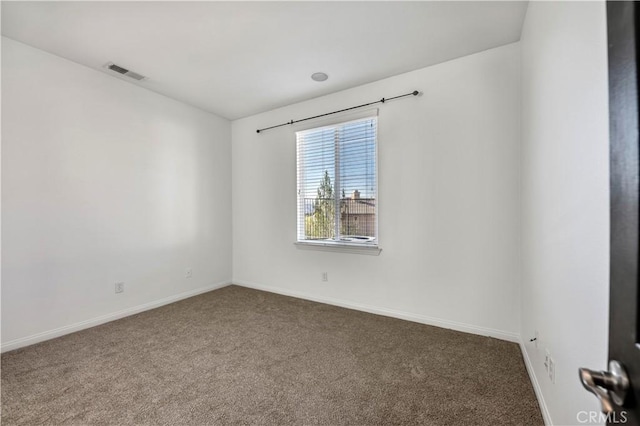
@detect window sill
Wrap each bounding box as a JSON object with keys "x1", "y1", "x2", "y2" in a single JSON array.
[{"x1": 294, "y1": 241, "x2": 382, "y2": 256}]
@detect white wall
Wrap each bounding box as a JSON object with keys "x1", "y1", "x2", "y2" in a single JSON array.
[
  {"x1": 520, "y1": 2, "x2": 610, "y2": 425},
  {"x1": 232, "y1": 43, "x2": 521, "y2": 340},
  {"x1": 1, "y1": 37, "x2": 232, "y2": 349}
]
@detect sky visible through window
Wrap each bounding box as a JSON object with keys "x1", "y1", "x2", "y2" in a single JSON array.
[{"x1": 299, "y1": 119, "x2": 376, "y2": 201}]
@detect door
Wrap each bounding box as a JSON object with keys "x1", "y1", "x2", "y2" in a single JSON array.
[{"x1": 579, "y1": 1, "x2": 640, "y2": 424}]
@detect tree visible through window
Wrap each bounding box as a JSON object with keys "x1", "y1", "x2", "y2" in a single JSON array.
[{"x1": 296, "y1": 117, "x2": 377, "y2": 245}]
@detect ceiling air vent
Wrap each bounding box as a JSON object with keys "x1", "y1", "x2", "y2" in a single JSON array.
[{"x1": 104, "y1": 62, "x2": 146, "y2": 81}]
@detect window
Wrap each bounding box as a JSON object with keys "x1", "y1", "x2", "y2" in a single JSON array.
[{"x1": 296, "y1": 116, "x2": 378, "y2": 248}]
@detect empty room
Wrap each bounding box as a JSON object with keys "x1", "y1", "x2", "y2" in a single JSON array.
[{"x1": 1, "y1": 1, "x2": 636, "y2": 425}]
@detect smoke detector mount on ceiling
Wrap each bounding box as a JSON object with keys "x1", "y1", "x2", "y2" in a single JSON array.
[{"x1": 311, "y1": 72, "x2": 328, "y2": 82}]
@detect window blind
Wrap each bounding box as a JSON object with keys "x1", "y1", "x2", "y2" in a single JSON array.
[{"x1": 296, "y1": 117, "x2": 378, "y2": 245}]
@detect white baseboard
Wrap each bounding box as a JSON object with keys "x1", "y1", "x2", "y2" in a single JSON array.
[
  {"x1": 233, "y1": 279, "x2": 520, "y2": 343},
  {"x1": 519, "y1": 338, "x2": 552, "y2": 425},
  {"x1": 1, "y1": 280, "x2": 232, "y2": 353}
]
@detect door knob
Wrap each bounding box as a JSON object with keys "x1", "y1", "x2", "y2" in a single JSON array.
[{"x1": 579, "y1": 360, "x2": 629, "y2": 413}]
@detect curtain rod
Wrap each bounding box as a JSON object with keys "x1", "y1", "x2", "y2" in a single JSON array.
[{"x1": 256, "y1": 90, "x2": 420, "y2": 134}]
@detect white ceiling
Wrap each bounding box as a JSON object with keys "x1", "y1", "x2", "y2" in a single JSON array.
[{"x1": 1, "y1": 1, "x2": 528, "y2": 120}]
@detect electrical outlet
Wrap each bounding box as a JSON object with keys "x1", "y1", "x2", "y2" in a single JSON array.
[
  {"x1": 544, "y1": 349, "x2": 550, "y2": 372},
  {"x1": 322, "y1": 272, "x2": 328, "y2": 282},
  {"x1": 548, "y1": 357, "x2": 555, "y2": 383},
  {"x1": 185, "y1": 268, "x2": 192, "y2": 278},
  {"x1": 115, "y1": 282, "x2": 124, "y2": 294}
]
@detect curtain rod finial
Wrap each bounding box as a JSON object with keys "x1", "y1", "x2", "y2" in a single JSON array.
[{"x1": 412, "y1": 90, "x2": 419, "y2": 96}]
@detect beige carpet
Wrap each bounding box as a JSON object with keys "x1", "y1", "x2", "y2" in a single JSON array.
[{"x1": 1, "y1": 285, "x2": 543, "y2": 425}]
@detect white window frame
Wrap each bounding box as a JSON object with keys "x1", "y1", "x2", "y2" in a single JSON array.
[{"x1": 295, "y1": 115, "x2": 381, "y2": 255}]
